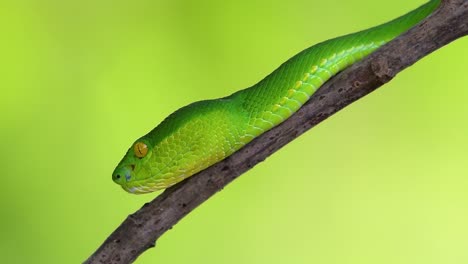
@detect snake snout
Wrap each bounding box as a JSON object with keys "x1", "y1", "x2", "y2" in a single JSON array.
[{"x1": 112, "y1": 165, "x2": 134, "y2": 185}]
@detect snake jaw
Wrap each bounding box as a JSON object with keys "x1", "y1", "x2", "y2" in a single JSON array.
[
  {"x1": 125, "y1": 186, "x2": 138, "y2": 194},
  {"x1": 121, "y1": 182, "x2": 159, "y2": 194}
]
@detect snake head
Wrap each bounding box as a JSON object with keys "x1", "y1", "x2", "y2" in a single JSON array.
[
  {"x1": 112, "y1": 137, "x2": 155, "y2": 194},
  {"x1": 112, "y1": 100, "x2": 245, "y2": 194}
]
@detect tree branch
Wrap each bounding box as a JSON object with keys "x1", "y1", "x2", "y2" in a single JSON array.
[{"x1": 85, "y1": 1, "x2": 468, "y2": 263}]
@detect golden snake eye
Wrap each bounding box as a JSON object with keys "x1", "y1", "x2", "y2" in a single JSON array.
[{"x1": 134, "y1": 142, "x2": 148, "y2": 158}]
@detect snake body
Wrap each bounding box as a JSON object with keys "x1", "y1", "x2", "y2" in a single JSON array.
[{"x1": 113, "y1": 0, "x2": 440, "y2": 194}]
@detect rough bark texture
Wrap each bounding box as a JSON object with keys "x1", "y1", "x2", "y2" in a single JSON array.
[{"x1": 85, "y1": 1, "x2": 468, "y2": 263}]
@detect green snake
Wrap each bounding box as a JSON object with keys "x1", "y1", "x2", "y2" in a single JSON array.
[{"x1": 113, "y1": 0, "x2": 440, "y2": 194}]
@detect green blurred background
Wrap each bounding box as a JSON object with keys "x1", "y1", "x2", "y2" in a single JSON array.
[{"x1": 1, "y1": 0, "x2": 467, "y2": 263}]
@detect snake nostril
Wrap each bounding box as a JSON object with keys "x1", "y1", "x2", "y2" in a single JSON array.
[
  {"x1": 130, "y1": 164, "x2": 135, "y2": 170},
  {"x1": 116, "y1": 174, "x2": 121, "y2": 179}
]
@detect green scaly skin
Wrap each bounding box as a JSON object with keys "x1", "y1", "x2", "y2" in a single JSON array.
[{"x1": 113, "y1": 0, "x2": 440, "y2": 194}]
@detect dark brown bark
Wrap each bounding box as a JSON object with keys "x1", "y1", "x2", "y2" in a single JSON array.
[{"x1": 85, "y1": 1, "x2": 468, "y2": 263}]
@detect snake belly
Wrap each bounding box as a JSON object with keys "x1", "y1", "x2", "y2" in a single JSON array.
[{"x1": 113, "y1": 0, "x2": 440, "y2": 194}]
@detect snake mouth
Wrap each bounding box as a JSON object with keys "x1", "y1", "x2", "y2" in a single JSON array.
[{"x1": 117, "y1": 164, "x2": 193, "y2": 194}]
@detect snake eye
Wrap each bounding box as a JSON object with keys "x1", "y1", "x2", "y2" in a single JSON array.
[{"x1": 134, "y1": 142, "x2": 148, "y2": 158}]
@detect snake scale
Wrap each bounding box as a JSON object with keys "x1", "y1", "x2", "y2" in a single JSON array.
[{"x1": 113, "y1": 0, "x2": 440, "y2": 194}]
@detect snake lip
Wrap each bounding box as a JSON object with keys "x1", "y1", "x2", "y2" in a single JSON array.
[{"x1": 121, "y1": 184, "x2": 153, "y2": 194}]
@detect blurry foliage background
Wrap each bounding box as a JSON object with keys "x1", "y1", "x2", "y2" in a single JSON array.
[{"x1": 1, "y1": 0, "x2": 467, "y2": 263}]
